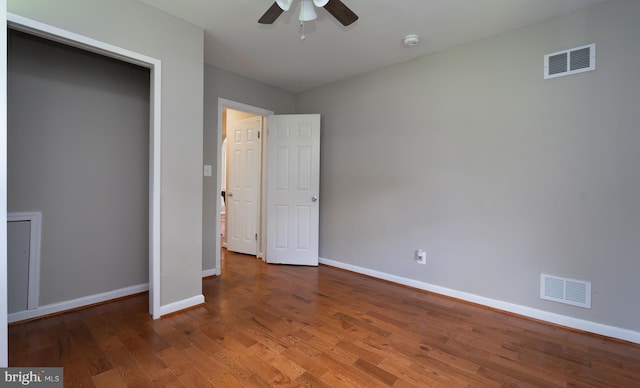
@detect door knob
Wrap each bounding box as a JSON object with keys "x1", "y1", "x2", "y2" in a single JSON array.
[
  {"x1": 311, "y1": 196, "x2": 318, "y2": 202},
  {"x1": 227, "y1": 192, "x2": 233, "y2": 197}
]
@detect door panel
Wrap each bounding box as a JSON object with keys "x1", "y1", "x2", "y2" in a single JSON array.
[
  {"x1": 7, "y1": 221, "x2": 30, "y2": 314},
  {"x1": 266, "y1": 114, "x2": 320, "y2": 266},
  {"x1": 227, "y1": 117, "x2": 261, "y2": 255}
]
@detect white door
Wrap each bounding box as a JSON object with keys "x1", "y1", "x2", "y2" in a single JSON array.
[
  {"x1": 266, "y1": 114, "x2": 320, "y2": 266},
  {"x1": 227, "y1": 117, "x2": 262, "y2": 255}
]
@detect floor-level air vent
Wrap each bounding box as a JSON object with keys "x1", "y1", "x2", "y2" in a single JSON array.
[
  {"x1": 540, "y1": 274, "x2": 591, "y2": 308},
  {"x1": 544, "y1": 44, "x2": 596, "y2": 79}
]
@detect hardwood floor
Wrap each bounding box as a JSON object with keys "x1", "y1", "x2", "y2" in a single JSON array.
[{"x1": 9, "y1": 249, "x2": 640, "y2": 387}]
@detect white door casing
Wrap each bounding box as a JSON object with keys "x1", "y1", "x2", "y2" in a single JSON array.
[
  {"x1": 1, "y1": 0, "x2": 9, "y2": 367},
  {"x1": 227, "y1": 117, "x2": 262, "y2": 255},
  {"x1": 266, "y1": 114, "x2": 320, "y2": 266}
]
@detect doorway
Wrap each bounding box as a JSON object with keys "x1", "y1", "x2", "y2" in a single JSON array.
[
  {"x1": 216, "y1": 99, "x2": 274, "y2": 273},
  {"x1": 7, "y1": 15, "x2": 162, "y2": 319},
  {"x1": 223, "y1": 110, "x2": 262, "y2": 255},
  {"x1": 216, "y1": 101, "x2": 322, "y2": 270}
]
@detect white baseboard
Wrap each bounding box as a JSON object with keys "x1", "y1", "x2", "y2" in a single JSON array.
[
  {"x1": 202, "y1": 268, "x2": 217, "y2": 278},
  {"x1": 158, "y1": 294, "x2": 205, "y2": 317},
  {"x1": 319, "y1": 257, "x2": 640, "y2": 345},
  {"x1": 8, "y1": 283, "x2": 149, "y2": 324}
]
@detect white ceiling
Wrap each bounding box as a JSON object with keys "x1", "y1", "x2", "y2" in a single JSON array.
[{"x1": 138, "y1": 0, "x2": 608, "y2": 93}]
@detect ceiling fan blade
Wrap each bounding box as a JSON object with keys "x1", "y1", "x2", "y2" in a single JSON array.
[
  {"x1": 324, "y1": 0, "x2": 359, "y2": 26},
  {"x1": 258, "y1": 2, "x2": 284, "y2": 24}
]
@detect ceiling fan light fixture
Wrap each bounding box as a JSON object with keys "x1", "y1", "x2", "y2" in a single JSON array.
[
  {"x1": 258, "y1": 0, "x2": 358, "y2": 27},
  {"x1": 299, "y1": 0, "x2": 318, "y2": 21},
  {"x1": 275, "y1": 0, "x2": 291, "y2": 11}
]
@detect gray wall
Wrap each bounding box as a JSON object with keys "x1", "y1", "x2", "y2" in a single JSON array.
[
  {"x1": 203, "y1": 64, "x2": 295, "y2": 271},
  {"x1": 296, "y1": 0, "x2": 640, "y2": 332},
  {"x1": 8, "y1": 30, "x2": 149, "y2": 304},
  {"x1": 9, "y1": 0, "x2": 204, "y2": 307}
]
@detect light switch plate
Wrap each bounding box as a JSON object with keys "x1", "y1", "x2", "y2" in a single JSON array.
[{"x1": 203, "y1": 165, "x2": 212, "y2": 177}]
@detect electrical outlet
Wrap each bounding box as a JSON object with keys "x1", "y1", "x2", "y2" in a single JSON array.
[{"x1": 415, "y1": 249, "x2": 426, "y2": 264}]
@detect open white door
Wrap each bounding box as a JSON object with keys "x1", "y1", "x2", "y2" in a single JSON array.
[
  {"x1": 227, "y1": 116, "x2": 262, "y2": 255},
  {"x1": 266, "y1": 114, "x2": 320, "y2": 266}
]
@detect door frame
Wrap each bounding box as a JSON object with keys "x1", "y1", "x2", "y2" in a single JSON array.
[
  {"x1": 6, "y1": 14, "x2": 162, "y2": 319},
  {"x1": 216, "y1": 99, "x2": 273, "y2": 274}
]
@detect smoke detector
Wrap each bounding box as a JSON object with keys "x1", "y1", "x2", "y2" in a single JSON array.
[{"x1": 403, "y1": 34, "x2": 419, "y2": 47}]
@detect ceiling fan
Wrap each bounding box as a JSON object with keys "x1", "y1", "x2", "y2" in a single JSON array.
[{"x1": 259, "y1": 0, "x2": 359, "y2": 27}]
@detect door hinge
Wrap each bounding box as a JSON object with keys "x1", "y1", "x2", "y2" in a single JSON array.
[
  {"x1": 258, "y1": 131, "x2": 260, "y2": 139},
  {"x1": 255, "y1": 233, "x2": 258, "y2": 241}
]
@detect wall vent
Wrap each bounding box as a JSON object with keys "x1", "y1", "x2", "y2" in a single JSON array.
[
  {"x1": 540, "y1": 274, "x2": 591, "y2": 308},
  {"x1": 544, "y1": 44, "x2": 596, "y2": 79}
]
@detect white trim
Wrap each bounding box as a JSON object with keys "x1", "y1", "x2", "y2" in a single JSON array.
[
  {"x1": 158, "y1": 295, "x2": 205, "y2": 317},
  {"x1": 1, "y1": 0, "x2": 9, "y2": 368},
  {"x1": 7, "y1": 13, "x2": 162, "y2": 320},
  {"x1": 149, "y1": 59, "x2": 162, "y2": 320},
  {"x1": 8, "y1": 283, "x2": 149, "y2": 324},
  {"x1": 202, "y1": 269, "x2": 217, "y2": 278},
  {"x1": 7, "y1": 212, "x2": 41, "y2": 310},
  {"x1": 7, "y1": 14, "x2": 156, "y2": 68},
  {"x1": 215, "y1": 99, "x2": 274, "y2": 277},
  {"x1": 319, "y1": 257, "x2": 640, "y2": 345}
]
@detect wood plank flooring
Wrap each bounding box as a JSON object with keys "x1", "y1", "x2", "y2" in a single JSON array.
[{"x1": 9, "y1": 249, "x2": 640, "y2": 387}]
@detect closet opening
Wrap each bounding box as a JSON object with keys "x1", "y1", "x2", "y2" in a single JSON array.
[{"x1": 6, "y1": 15, "x2": 162, "y2": 320}]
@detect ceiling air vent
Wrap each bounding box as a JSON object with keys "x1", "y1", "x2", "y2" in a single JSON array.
[
  {"x1": 540, "y1": 274, "x2": 591, "y2": 308},
  {"x1": 544, "y1": 44, "x2": 596, "y2": 79}
]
